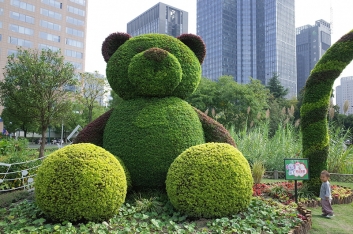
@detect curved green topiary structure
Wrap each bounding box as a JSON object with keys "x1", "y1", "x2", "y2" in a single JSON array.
[
  {"x1": 166, "y1": 143, "x2": 253, "y2": 218},
  {"x1": 35, "y1": 143, "x2": 127, "y2": 222},
  {"x1": 103, "y1": 97, "x2": 205, "y2": 189},
  {"x1": 301, "y1": 29, "x2": 353, "y2": 194}
]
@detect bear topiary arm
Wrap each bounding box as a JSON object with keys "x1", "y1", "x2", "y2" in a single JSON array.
[
  {"x1": 193, "y1": 107, "x2": 237, "y2": 147},
  {"x1": 73, "y1": 109, "x2": 113, "y2": 146}
]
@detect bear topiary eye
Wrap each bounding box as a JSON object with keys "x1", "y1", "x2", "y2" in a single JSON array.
[{"x1": 102, "y1": 32, "x2": 131, "y2": 63}]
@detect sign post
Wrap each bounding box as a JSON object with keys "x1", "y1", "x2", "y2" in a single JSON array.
[{"x1": 284, "y1": 158, "x2": 309, "y2": 203}]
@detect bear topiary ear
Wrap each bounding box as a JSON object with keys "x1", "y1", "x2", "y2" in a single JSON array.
[
  {"x1": 177, "y1": 34, "x2": 206, "y2": 64},
  {"x1": 102, "y1": 32, "x2": 131, "y2": 63}
]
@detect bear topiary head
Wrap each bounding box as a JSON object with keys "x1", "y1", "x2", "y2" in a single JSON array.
[{"x1": 101, "y1": 33, "x2": 206, "y2": 100}]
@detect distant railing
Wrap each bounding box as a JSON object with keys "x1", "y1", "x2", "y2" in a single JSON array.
[
  {"x1": 264, "y1": 171, "x2": 353, "y2": 183},
  {"x1": 0, "y1": 156, "x2": 47, "y2": 193}
]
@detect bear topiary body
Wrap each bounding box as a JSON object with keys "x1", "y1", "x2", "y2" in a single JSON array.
[
  {"x1": 35, "y1": 143, "x2": 127, "y2": 222},
  {"x1": 74, "y1": 32, "x2": 236, "y2": 191},
  {"x1": 166, "y1": 143, "x2": 253, "y2": 218},
  {"x1": 104, "y1": 97, "x2": 205, "y2": 189}
]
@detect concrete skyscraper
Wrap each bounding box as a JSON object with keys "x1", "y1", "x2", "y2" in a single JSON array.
[
  {"x1": 197, "y1": 0, "x2": 297, "y2": 97},
  {"x1": 127, "y1": 2, "x2": 188, "y2": 37},
  {"x1": 336, "y1": 76, "x2": 353, "y2": 115},
  {"x1": 296, "y1": 20, "x2": 331, "y2": 93},
  {"x1": 0, "y1": 0, "x2": 88, "y2": 77}
]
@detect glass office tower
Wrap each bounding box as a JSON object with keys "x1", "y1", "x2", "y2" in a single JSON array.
[
  {"x1": 127, "y1": 2, "x2": 188, "y2": 37},
  {"x1": 197, "y1": 0, "x2": 297, "y2": 97}
]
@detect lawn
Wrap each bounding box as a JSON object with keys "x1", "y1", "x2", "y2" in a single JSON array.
[{"x1": 310, "y1": 203, "x2": 353, "y2": 234}]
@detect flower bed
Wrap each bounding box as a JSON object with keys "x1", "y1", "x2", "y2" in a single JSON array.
[{"x1": 253, "y1": 182, "x2": 353, "y2": 208}]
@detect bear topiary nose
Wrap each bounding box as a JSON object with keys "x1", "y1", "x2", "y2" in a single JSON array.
[{"x1": 128, "y1": 47, "x2": 182, "y2": 97}]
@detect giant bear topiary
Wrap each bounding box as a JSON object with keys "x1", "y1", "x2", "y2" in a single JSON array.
[
  {"x1": 35, "y1": 143, "x2": 127, "y2": 222},
  {"x1": 166, "y1": 143, "x2": 253, "y2": 218},
  {"x1": 301, "y1": 29, "x2": 353, "y2": 194},
  {"x1": 74, "y1": 33, "x2": 237, "y2": 190}
]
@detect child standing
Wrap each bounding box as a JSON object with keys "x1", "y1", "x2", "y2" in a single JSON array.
[{"x1": 320, "y1": 170, "x2": 334, "y2": 218}]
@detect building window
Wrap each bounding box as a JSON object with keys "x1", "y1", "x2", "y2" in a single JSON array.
[
  {"x1": 66, "y1": 16, "x2": 84, "y2": 26},
  {"x1": 8, "y1": 36, "x2": 32, "y2": 48},
  {"x1": 67, "y1": 5, "x2": 85, "y2": 16},
  {"x1": 70, "y1": 0, "x2": 85, "y2": 6},
  {"x1": 40, "y1": 20, "x2": 61, "y2": 31},
  {"x1": 66, "y1": 27, "x2": 84, "y2": 37},
  {"x1": 0, "y1": 34, "x2": 2, "y2": 41},
  {"x1": 9, "y1": 11, "x2": 35, "y2": 24},
  {"x1": 9, "y1": 24, "x2": 34, "y2": 35},
  {"x1": 65, "y1": 49, "x2": 83, "y2": 59},
  {"x1": 0, "y1": 8, "x2": 3, "y2": 15},
  {"x1": 10, "y1": 0, "x2": 35, "y2": 12},
  {"x1": 41, "y1": 0, "x2": 61, "y2": 9},
  {"x1": 66, "y1": 38, "x2": 83, "y2": 48},
  {"x1": 0, "y1": 22, "x2": 2, "y2": 28},
  {"x1": 8, "y1": 50, "x2": 18, "y2": 56},
  {"x1": 38, "y1": 44, "x2": 60, "y2": 52},
  {"x1": 39, "y1": 32, "x2": 60, "y2": 42},
  {"x1": 66, "y1": 60, "x2": 82, "y2": 69},
  {"x1": 40, "y1": 8, "x2": 62, "y2": 20}
]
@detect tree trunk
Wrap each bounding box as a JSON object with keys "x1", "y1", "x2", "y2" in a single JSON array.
[
  {"x1": 39, "y1": 127, "x2": 46, "y2": 158},
  {"x1": 88, "y1": 106, "x2": 93, "y2": 123}
]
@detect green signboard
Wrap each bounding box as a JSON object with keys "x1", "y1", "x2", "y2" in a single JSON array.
[{"x1": 284, "y1": 158, "x2": 309, "y2": 180}]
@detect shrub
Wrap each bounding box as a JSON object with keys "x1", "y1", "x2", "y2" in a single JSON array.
[
  {"x1": 103, "y1": 97, "x2": 205, "y2": 189},
  {"x1": 252, "y1": 161, "x2": 266, "y2": 184},
  {"x1": 166, "y1": 143, "x2": 253, "y2": 218},
  {"x1": 35, "y1": 143, "x2": 127, "y2": 222}
]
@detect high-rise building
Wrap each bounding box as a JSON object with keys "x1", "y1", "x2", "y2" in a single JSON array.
[
  {"x1": 296, "y1": 20, "x2": 331, "y2": 93},
  {"x1": 127, "y1": 2, "x2": 188, "y2": 37},
  {"x1": 0, "y1": 0, "x2": 88, "y2": 78},
  {"x1": 336, "y1": 76, "x2": 353, "y2": 115},
  {"x1": 197, "y1": 0, "x2": 297, "y2": 97}
]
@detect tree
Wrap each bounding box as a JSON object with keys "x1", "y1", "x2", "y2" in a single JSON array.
[
  {"x1": 266, "y1": 73, "x2": 289, "y2": 100},
  {"x1": 77, "y1": 71, "x2": 109, "y2": 123},
  {"x1": 0, "y1": 48, "x2": 76, "y2": 157}
]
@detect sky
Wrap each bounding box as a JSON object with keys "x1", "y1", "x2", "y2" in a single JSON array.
[{"x1": 85, "y1": 0, "x2": 353, "y2": 93}]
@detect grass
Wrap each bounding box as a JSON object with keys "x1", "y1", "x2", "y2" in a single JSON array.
[{"x1": 310, "y1": 203, "x2": 353, "y2": 234}]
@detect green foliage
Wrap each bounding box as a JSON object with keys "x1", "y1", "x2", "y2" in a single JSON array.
[
  {"x1": 193, "y1": 107, "x2": 236, "y2": 147},
  {"x1": 301, "y1": 30, "x2": 353, "y2": 194},
  {"x1": 76, "y1": 71, "x2": 109, "y2": 124},
  {"x1": 106, "y1": 33, "x2": 201, "y2": 100},
  {"x1": 103, "y1": 97, "x2": 205, "y2": 189},
  {"x1": 128, "y1": 48, "x2": 182, "y2": 97},
  {"x1": 231, "y1": 121, "x2": 301, "y2": 171},
  {"x1": 187, "y1": 76, "x2": 270, "y2": 129},
  {"x1": 266, "y1": 73, "x2": 289, "y2": 99},
  {"x1": 166, "y1": 143, "x2": 253, "y2": 218},
  {"x1": 35, "y1": 143, "x2": 127, "y2": 222},
  {"x1": 0, "y1": 48, "x2": 77, "y2": 158},
  {"x1": 0, "y1": 190, "x2": 30, "y2": 208},
  {"x1": 252, "y1": 161, "x2": 266, "y2": 184},
  {"x1": 0, "y1": 195, "x2": 302, "y2": 233}
]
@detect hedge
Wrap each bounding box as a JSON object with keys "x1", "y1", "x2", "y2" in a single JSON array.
[
  {"x1": 35, "y1": 143, "x2": 127, "y2": 222},
  {"x1": 103, "y1": 97, "x2": 205, "y2": 189},
  {"x1": 301, "y1": 29, "x2": 353, "y2": 194},
  {"x1": 166, "y1": 143, "x2": 253, "y2": 218}
]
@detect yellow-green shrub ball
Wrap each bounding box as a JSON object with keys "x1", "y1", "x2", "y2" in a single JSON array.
[
  {"x1": 35, "y1": 143, "x2": 127, "y2": 222},
  {"x1": 166, "y1": 143, "x2": 253, "y2": 218}
]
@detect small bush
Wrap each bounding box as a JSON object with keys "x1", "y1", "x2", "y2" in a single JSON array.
[
  {"x1": 35, "y1": 143, "x2": 127, "y2": 222},
  {"x1": 0, "y1": 190, "x2": 30, "y2": 208},
  {"x1": 252, "y1": 161, "x2": 266, "y2": 184},
  {"x1": 166, "y1": 143, "x2": 253, "y2": 218}
]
